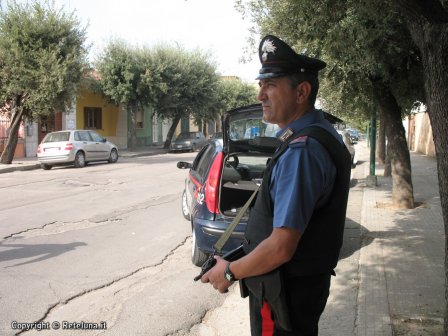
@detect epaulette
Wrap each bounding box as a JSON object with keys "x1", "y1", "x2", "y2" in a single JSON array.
[{"x1": 289, "y1": 135, "x2": 308, "y2": 148}]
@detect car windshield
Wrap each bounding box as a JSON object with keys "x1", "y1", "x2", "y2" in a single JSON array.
[
  {"x1": 176, "y1": 133, "x2": 195, "y2": 140},
  {"x1": 43, "y1": 132, "x2": 70, "y2": 143}
]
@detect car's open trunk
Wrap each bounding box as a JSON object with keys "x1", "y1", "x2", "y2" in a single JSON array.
[{"x1": 219, "y1": 153, "x2": 270, "y2": 216}]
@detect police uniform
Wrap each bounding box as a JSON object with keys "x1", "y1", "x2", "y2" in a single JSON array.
[{"x1": 241, "y1": 35, "x2": 352, "y2": 336}]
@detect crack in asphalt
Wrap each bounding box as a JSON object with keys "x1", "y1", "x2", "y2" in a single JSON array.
[
  {"x1": 1, "y1": 193, "x2": 180, "y2": 241},
  {"x1": 1, "y1": 222, "x2": 57, "y2": 242},
  {"x1": 18, "y1": 236, "x2": 191, "y2": 335}
]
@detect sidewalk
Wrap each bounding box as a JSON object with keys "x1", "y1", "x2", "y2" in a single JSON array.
[
  {"x1": 193, "y1": 143, "x2": 444, "y2": 336},
  {"x1": 0, "y1": 145, "x2": 168, "y2": 174}
]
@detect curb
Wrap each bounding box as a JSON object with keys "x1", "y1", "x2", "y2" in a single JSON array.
[{"x1": 0, "y1": 149, "x2": 169, "y2": 174}]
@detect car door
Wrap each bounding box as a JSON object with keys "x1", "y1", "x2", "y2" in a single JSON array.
[
  {"x1": 88, "y1": 131, "x2": 109, "y2": 160},
  {"x1": 75, "y1": 131, "x2": 97, "y2": 161},
  {"x1": 188, "y1": 144, "x2": 215, "y2": 216}
]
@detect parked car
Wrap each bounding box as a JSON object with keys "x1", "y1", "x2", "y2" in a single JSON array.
[
  {"x1": 346, "y1": 129, "x2": 360, "y2": 143},
  {"x1": 170, "y1": 131, "x2": 206, "y2": 152},
  {"x1": 177, "y1": 104, "x2": 279, "y2": 266},
  {"x1": 37, "y1": 130, "x2": 118, "y2": 170},
  {"x1": 337, "y1": 130, "x2": 356, "y2": 167}
]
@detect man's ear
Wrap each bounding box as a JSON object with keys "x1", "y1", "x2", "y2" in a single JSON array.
[{"x1": 296, "y1": 81, "x2": 311, "y2": 104}]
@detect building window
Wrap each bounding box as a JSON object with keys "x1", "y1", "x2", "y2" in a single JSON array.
[
  {"x1": 136, "y1": 109, "x2": 144, "y2": 129},
  {"x1": 84, "y1": 107, "x2": 102, "y2": 129}
]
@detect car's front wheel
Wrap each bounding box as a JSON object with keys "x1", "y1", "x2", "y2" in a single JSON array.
[
  {"x1": 181, "y1": 190, "x2": 191, "y2": 220},
  {"x1": 74, "y1": 151, "x2": 86, "y2": 168},
  {"x1": 192, "y1": 227, "x2": 208, "y2": 266},
  {"x1": 41, "y1": 164, "x2": 52, "y2": 170},
  {"x1": 108, "y1": 148, "x2": 118, "y2": 163}
]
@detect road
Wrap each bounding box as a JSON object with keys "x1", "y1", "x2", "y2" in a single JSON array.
[{"x1": 0, "y1": 153, "x2": 224, "y2": 336}]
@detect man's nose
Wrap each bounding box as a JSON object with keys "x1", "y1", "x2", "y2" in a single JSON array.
[{"x1": 257, "y1": 87, "x2": 266, "y2": 101}]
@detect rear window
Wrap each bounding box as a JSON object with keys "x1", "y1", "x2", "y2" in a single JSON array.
[
  {"x1": 43, "y1": 132, "x2": 70, "y2": 143},
  {"x1": 229, "y1": 117, "x2": 280, "y2": 141}
]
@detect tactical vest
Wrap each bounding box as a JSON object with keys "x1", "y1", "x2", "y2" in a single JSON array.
[{"x1": 243, "y1": 126, "x2": 351, "y2": 276}]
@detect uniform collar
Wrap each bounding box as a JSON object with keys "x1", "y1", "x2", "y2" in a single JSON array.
[{"x1": 277, "y1": 109, "x2": 325, "y2": 141}]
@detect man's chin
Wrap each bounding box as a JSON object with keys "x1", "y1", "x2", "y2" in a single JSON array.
[{"x1": 262, "y1": 112, "x2": 273, "y2": 124}]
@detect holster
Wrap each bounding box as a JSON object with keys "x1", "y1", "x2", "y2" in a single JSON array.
[{"x1": 239, "y1": 268, "x2": 292, "y2": 332}]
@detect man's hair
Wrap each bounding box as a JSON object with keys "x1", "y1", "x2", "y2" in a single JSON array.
[{"x1": 287, "y1": 72, "x2": 319, "y2": 106}]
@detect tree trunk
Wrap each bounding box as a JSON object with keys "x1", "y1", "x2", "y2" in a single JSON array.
[
  {"x1": 372, "y1": 80, "x2": 414, "y2": 209},
  {"x1": 395, "y1": 1, "x2": 448, "y2": 330},
  {"x1": 163, "y1": 113, "x2": 181, "y2": 149},
  {"x1": 0, "y1": 97, "x2": 25, "y2": 164},
  {"x1": 377, "y1": 112, "x2": 386, "y2": 165},
  {"x1": 203, "y1": 119, "x2": 208, "y2": 138}
]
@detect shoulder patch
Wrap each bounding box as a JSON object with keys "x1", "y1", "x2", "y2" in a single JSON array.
[{"x1": 289, "y1": 135, "x2": 308, "y2": 148}]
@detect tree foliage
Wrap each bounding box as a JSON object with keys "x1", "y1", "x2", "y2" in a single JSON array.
[
  {"x1": 237, "y1": 0, "x2": 424, "y2": 118},
  {"x1": 95, "y1": 40, "x2": 156, "y2": 150},
  {"x1": 0, "y1": 0, "x2": 88, "y2": 163},
  {"x1": 216, "y1": 77, "x2": 258, "y2": 114},
  {"x1": 237, "y1": 0, "x2": 423, "y2": 208},
  {"x1": 146, "y1": 44, "x2": 220, "y2": 148}
]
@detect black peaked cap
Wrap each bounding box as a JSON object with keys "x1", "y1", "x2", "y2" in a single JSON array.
[{"x1": 256, "y1": 35, "x2": 326, "y2": 80}]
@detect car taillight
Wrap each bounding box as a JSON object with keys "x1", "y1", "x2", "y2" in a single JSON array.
[
  {"x1": 64, "y1": 143, "x2": 74, "y2": 150},
  {"x1": 205, "y1": 152, "x2": 224, "y2": 214},
  {"x1": 37, "y1": 145, "x2": 41, "y2": 154}
]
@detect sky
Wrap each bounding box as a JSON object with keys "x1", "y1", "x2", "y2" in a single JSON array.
[{"x1": 49, "y1": 0, "x2": 261, "y2": 82}]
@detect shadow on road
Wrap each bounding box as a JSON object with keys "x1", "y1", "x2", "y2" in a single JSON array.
[{"x1": 0, "y1": 242, "x2": 87, "y2": 267}]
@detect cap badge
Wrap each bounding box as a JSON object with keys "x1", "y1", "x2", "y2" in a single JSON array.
[{"x1": 261, "y1": 39, "x2": 277, "y2": 62}]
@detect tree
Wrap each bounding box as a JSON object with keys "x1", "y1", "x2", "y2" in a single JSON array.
[
  {"x1": 0, "y1": 0, "x2": 88, "y2": 163},
  {"x1": 392, "y1": 0, "x2": 448, "y2": 330},
  {"x1": 95, "y1": 40, "x2": 156, "y2": 150},
  {"x1": 149, "y1": 45, "x2": 220, "y2": 149},
  {"x1": 201, "y1": 77, "x2": 258, "y2": 134},
  {"x1": 237, "y1": 0, "x2": 424, "y2": 208},
  {"x1": 216, "y1": 77, "x2": 258, "y2": 113}
]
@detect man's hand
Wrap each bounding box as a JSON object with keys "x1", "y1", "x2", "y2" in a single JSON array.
[{"x1": 200, "y1": 256, "x2": 232, "y2": 293}]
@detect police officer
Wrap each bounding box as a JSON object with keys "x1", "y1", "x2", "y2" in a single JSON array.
[{"x1": 201, "y1": 35, "x2": 351, "y2": 336}]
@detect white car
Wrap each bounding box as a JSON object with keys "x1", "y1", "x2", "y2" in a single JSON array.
[
  {"x1": 337, "y1": 130, "x2": 356, "y2": 167},
  {"x1": 37, "y1": 130, "x2": 118, "y2": 170}
]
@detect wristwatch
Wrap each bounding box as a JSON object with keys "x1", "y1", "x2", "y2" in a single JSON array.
[{"x1": 224, "y1": 262, "x2": 236, "y2": 282}]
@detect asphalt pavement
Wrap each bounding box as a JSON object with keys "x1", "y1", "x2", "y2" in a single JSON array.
[{"x1": 0, "y1": 143, "x2": 444, "y2": 336}]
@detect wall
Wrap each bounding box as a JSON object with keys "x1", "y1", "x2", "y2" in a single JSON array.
[
  {"x1": 76, "y1": 89, "x2": 127, "y2": 149},
  {"x1": 405, "y1": 111, "x2": 435, "y2": 157}
]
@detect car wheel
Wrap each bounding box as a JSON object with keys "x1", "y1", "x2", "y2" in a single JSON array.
[
  {"x1": 74, "y1": 151, "x2": 86, "y2": 168},
  {"x1": 351, "y1": 155, "x2": 356, "y2": 169},
  {"x1": 108, "y1": 148, "x2": 118, "y2": 163},
  {"x1": 192, "y1": 228, "x2": 208, "y2": 266},
  {"x1": 41, "y1": 164, "x2": 52, "y2": 170},
  {"x1": 181, "y1": 190, "x2": 191, "y2": 220}
]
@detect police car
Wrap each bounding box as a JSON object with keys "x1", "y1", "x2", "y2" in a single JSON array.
[{"x1": 177, "y1": 103, "x2": 343, "y2": 266}]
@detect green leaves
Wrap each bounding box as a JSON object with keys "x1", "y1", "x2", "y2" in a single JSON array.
[
  {"x1": 0, "y1": 0, "x2": 88, "y2": 118},
  {"x1": 237, "y1": 0, "x2": 425, "y2": 126},
  {"x1": 95, "y1": 41, "x2": 256, "y2": 125}
]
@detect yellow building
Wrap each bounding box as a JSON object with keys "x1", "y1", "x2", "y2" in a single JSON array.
[{"x1": 75, "y1": 88, "x2": 128, "y2": 148}]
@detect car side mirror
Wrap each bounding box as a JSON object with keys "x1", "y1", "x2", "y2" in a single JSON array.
[{"x1": 177, "y1": 161, "x2": 192, "y2": 169}]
